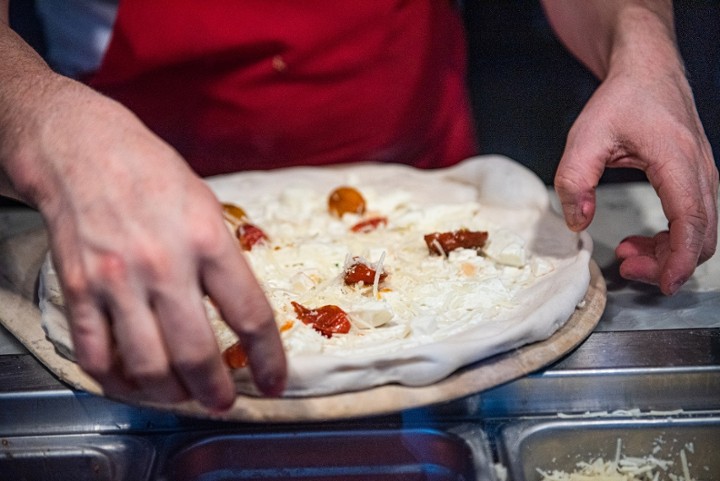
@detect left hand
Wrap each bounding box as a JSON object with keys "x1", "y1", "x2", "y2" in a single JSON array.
[{"x1": 554, "y1": 60, "x2": 718, "y2": 295}]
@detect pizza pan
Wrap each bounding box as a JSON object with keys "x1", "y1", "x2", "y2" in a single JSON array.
[
  {"x1": 0, "y1": 157, "x2": 606, "y2": 422},
  {"x1": 0, "y1": 224, "x2": 605, "y2": 422}
]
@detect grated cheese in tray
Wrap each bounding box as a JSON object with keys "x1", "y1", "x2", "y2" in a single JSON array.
[
  {"x1": 537, "y1": 438, "x2": 705, "y2": 481},
  {"x1": 232, "y1": 185, "x2": 554, "y2": 357}
]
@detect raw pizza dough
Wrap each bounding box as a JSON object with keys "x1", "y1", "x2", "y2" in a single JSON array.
[{"x1": 39, "y1": 156, "x2": 592, "y2": 397}]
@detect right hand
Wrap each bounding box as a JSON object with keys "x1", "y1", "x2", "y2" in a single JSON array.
[{"x1": 1, "y1": 74, "x2": 287, "y2": 410}]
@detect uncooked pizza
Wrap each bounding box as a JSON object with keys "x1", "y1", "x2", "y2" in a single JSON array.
[{"x1": 39, "y1": 156, "x2": 593, "y2": 397}]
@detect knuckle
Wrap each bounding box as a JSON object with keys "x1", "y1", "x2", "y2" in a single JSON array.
[
  {"x1": 74, "y1": 251, "x2": 131, "y2": 294},
  {"x1": 681, "y1": 204, "x2": 710, "y2": 235},
  {"x1": 668, "y1": 121, "x2": 696, "y2": 150},
  {"x1": 119, "y1": 236, "x2": 177, "y2": 284},
  {"x1": 172, "y1": 348, "x2": 217, "y2": 377},
  {"x1": 96, "y1": 252, "x2": 129, "y2": 284},
  {"x1": 61, "y1": 252, "x2": 131, "y2": 299},
  {"x1": 233, "y1": 307, "x2": 275, "y2": 343},
  {"x1": 553, "y1": 168, "x2": 586, "y2": 196},
  {"x1": 138, "y1": 244, "x2": 174, "y2": 283},
  {"x1": 61, "y1": 269, "x2": 90, "y2": 303},
  {"x1": 190, "y1": 218, "x2": 231, "y2": 257}
]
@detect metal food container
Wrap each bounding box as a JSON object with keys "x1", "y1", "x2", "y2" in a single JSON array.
[
  {"x1": 0, "y1": 426, "x2": 496, "y2": 480},
  {"x1": 497, "y1": 417, "x2": 720, "y2": 481},
  {"x1": 157, "y1": 428, "x2": 494, "y2": 481},
  {"x1": 0, "y1": 434, "x2": 154, "y2": 481}
]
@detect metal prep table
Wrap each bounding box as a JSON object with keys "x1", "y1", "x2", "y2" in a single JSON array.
[{"x1": 1, "y1": 182, "x2": 718, "y2": 480}]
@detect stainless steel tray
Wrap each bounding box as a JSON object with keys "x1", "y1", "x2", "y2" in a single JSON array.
[
  {"x1": 0, "y1": 434, "x2": 154, "y2": 481},
  {"x1": 156, "y1": 427, "x2": 494, "y2": 481},
  {"x1": 0, "y1": 427, "x2": 496, "y2": 481},
  {"x1": 497, "y1": 416, "x2": 720, "y2": 481}
]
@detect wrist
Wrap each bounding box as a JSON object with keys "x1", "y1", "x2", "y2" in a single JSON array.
[
  {"x1": 0, "y1": 71, "x2": 65, "y2": 208},
  {"x1": 605, "y1": 4, "x2": 683, "y2": 81}
]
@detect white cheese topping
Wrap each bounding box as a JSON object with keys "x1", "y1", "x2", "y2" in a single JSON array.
[
  {"x1": 40, "y1": 156, "x2": 593, "y2": 397},
  {"x1": 219, "y1": 185, "x2": 552, "y2": 357},
  {"x1": 536, "y1": 436, "x2": 705, "y2": 481}
]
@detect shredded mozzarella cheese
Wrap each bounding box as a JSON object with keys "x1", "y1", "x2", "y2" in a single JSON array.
[
  {"x1": 222, "y1": 185, "x2": 549, "y2": 356},
  {"x1": 537, "y1": 437, "x2": 704, "y2": 481}
]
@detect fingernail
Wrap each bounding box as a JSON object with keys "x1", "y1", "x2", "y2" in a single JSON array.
[
  {"x1": 666, "y1": 279, "x2": 685, "y2": 296},
  {"x1": 566, "y1": 202, "x2": 588, "y2": 230}
]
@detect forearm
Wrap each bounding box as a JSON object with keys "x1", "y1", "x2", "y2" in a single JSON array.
[
  {"x1": 0, "y1": 0, "x2": 62, "y2": 204},
  {"x1": 0, "y1": 1, "x2": 50, "y2": 92},
  {"x1": 540, "y1": 0, "x2": 680, "y2": 80}
]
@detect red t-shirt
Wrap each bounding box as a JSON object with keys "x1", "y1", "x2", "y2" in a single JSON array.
[{"x1": 90, "y1": 1, "x2": 478, "y2": 176}]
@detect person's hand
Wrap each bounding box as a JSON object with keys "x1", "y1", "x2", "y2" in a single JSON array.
[
  {"x1": 1, "y1": 74, "x2": 287, "y2": 409},
  {"x1": 554, "y1": 58, "x2": 718, "y2": 295}
]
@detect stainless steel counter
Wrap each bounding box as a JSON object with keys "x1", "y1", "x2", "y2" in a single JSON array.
[
  {"x1": 1, "y1": 182, "x2": 719, "y2": 480},
  {"x1": 576, "y1": 183, "x2": 720, "y2": 332}
]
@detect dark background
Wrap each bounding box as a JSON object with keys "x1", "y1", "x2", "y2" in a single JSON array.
[
  {"x1": 8, "y1": 0, "x2": 720, "y2": 188},
  {"x1": 463, "y1": 0, "x2": 720, "y2": 184}
]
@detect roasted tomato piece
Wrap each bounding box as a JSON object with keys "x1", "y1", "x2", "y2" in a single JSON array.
[
  {"x1": 224, "y1": 321, "x2": 294, "y2": 369},
  {"x1": 221, "y1": 202, "x2": 249, "y2": 225},
  {"x1": 424, "y1": 229, "x2": 488, "y2": 255},
  {"x1": 237, "y1": 223, "x2": 268, "y2": 251},
  {"x1": 222, "y1": 341, "x2": 249, "y2": 369},
  {"x1": 328, "y1": 186, "x2": 366, "y2": 218},
  {"x1": 344, "y1": 258, "x2": 388, "y2": 285},
  {"x1": 291, "y1": 301, "x2": 351, "y2": 338},
  {"x1": 351, "y1": 216, "x2": 387, "y2": 233}
]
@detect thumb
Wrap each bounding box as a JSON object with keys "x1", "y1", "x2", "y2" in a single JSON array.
[{"x1": 553, "y1": 132, "x2": 608, "y2": 232}]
